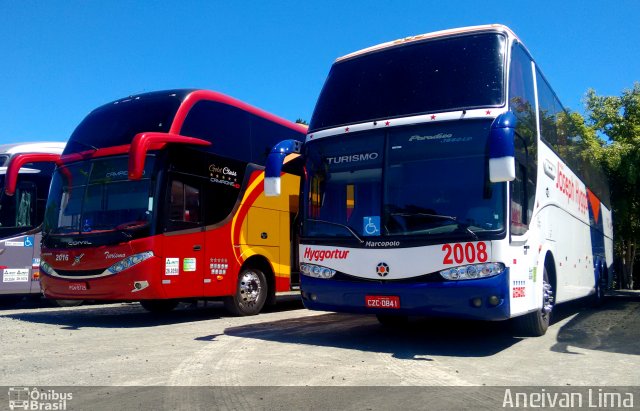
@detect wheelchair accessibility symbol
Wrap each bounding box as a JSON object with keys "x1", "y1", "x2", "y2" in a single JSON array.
[
  {"x1": 363, "y1": 216, "x2": 380, "y2": 236},
  {"x1": 23, "y1": 236, "x2": 34, "y2": 247}
]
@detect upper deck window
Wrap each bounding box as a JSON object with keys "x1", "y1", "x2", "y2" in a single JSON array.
[
  {"x1": 64, "y1": 94, "x2": 183, "y2": 153},
  {"x1": 309, "y1": 33, "x2": 506, "y2": 132}
]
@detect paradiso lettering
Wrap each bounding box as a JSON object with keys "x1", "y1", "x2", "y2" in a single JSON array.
[
  {"x1": 556, "y1": 162, "x2": 588, "y2": 214},
  {"x1": 303, "y1": 248, "x2": 350, "y2": 262},
  {"x1": 325, "y1": 152, "x2": 378, "y2": 165}
]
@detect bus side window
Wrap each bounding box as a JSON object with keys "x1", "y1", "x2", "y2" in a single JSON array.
[
  {"x1": 166, "y1": 178, "x2": 202, "y2": 231},
  {"x1": 509, "y1": 43, "x2": 537, "y2": 236},
  {"x1": 510, "y1": 135, "x2": 535, "y2": 236},
  {"x1": 15, "y1": 182, "x2": 36, "y2": 228}
]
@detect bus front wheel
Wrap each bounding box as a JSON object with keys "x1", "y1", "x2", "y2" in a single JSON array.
[{"x1": 224, "y1": 268, "x2": 267, "y2": 316}]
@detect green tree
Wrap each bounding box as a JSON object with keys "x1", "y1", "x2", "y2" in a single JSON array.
[
  {"x1": 295, "y1": 118, "x2": 309, "y2": 126},
  {"x1": 583, "y1": 83, "x2": 640, "y2": 289}
]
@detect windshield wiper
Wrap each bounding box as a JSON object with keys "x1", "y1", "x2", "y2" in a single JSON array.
[
  {"x1": 307, "y1": 218, "x2": 364, "y2": 244},
  {"x1": 390, "y1": 212, "x2": 478, "y2": 240}
]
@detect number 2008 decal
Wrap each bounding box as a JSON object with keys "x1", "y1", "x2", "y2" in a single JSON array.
[{"x1": 442, "y1": 242, "x2": 488, "y2": 264}]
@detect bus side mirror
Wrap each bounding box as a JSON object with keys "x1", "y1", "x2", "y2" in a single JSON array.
[
  {"x1": 129, "y1": 132, "x2": 211, "y2": 180},
  {"x1": 3, "y1": 153, "x2": 61, "y2": 196},
  {"x1": 264, "y1": 139, "x2": 302, "y2": 197},
  {"x1": 489, "y1": 112, "x2": 517, "y2": 182}
]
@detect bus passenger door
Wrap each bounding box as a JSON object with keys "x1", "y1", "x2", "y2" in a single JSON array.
[
  {"x1": 161, "y1": 175, "x2": 206, "y2": 298},
  {"x1": 509, "y1": 134, "x2": 537, "y2": 314}
]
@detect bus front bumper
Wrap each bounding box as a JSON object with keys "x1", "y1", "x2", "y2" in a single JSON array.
[{"x1": 300, "y1": 271, "x2": 511, "y2": 321}]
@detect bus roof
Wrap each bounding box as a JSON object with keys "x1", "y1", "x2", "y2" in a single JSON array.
[
  {"x1": 0, "y1": 142, "x2": 66, "y2": 156},
  {"x1": 336, "y1": 24, "x2": 521, "y2": 62},
  {"x1": 63, "y1": 89, "x2": 306, "y2": 158}
]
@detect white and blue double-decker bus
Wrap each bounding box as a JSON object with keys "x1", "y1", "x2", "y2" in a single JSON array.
[{"x1": 266, "y1": 25, "x2": 613, "y2": 336}]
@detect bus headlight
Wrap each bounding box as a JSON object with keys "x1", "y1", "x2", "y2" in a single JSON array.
[
  {"x1": 440, "y1": 262, "x2": 505, "y2": 281},
  {"x1": 40, "y1": 261, "x2": 58, "y2": 276},
  {"x1": 105, "y1": 251, "x2": 154, "y2": 275},
  {"x1": 300, "y1": 263, "x2": 336, "y2": 279}
]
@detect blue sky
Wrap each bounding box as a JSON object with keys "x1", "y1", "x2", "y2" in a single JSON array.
[{"x1": 1, "y1": 1, "x2": 638, "y2": 144}]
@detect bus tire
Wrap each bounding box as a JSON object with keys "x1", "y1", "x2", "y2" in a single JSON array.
[
  {"x1": 513, "y1": 267, "x2": 554, "y2": 337},
  {"x1": 376, "y1": 314, "x2": 409, "y2": 327},
  {"x1": 52, "y1": 299, "x2": 83, "y2": 307},
  {"x1": 140, "y1": 299, "x2": 179, "y2": 313},
  {"x1": 590, "y1": 268, "x2": 607, "y2": 307},
  {"x1": 224, "y1": 268, "x2": 267, "y2": 316}
]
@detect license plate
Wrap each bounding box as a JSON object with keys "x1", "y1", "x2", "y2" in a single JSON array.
[
  {"x1": 68, "y1": 282, "x2": 88, "y2": 291},
  {"x1": 365, "y1": 295, "x2": 400, "y2": 309}
]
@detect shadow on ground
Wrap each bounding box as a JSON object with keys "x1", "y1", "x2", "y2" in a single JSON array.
[
  {"x1": 223, "y1": 294, "x2": 639, "y2": 359},
  {"x1": 0, "y1": 297, "x2": 304, "y2": 330},
  {"x1": 551, "y1": 290, "x2": 640, "y2": 356},
  {"x1": 224, "y1": 312, "x2": 525, "y2": 359}
]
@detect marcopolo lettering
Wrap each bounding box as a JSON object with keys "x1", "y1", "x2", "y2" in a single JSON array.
[
  {"x1": 326, "y1": 152, "x2": 378, "y2": 165},
  {"x1": 303, "y1": 247, "x2": 350, "y2": 262},
  {"x1": 365, "y1": 241, "x2": 400, "y2": 247}
]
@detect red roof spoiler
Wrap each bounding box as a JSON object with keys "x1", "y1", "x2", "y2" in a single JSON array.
[
  {"x1": 4, "y1": 153, "x2": 61, "y2": 196},
  {"x1": 128, "y1": 132, "x2": 211, "y2": 180}
]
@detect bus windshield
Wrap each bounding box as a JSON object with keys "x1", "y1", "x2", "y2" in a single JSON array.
[
  {"x1": 309, "y1": 33, "x2": 505, "y2": 132},
  {"x1": 43, "y1": 156, "x2": 156, "y2": 241},
  {"x1": 303, "y1": 120, "x2": 505, "y2": 242}
]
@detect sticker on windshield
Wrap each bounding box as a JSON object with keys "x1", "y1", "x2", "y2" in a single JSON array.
[{"x1": 363, "y1": 216, "x2": 381, "y2": 236}]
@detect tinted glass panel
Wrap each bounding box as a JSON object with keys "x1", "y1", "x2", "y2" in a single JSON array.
[
  {"x1": 509, "y1": 44, "x2": 537, "y2": 146},
  {"x1": 43, "y1": 156, "x2": 155, "y2": 240},
  {"x1": 167, "y1": 179, "x2": 202, "y2": 226},
  {"x1": 180, "y1": 101, "x2": 252, "y2": 162},
  {"x1": 536, "y1": 70, "x2": 560, "y2": 147},
  {"x1": 65, "y1": 94, "x2": 182, "y2": 153},
  {"x1": 303, "y1": 120, "x2": 505, "y2": 241},
  {"x1": 310, "y1": 33, "x2": 506, "y2": 132},
  {"x1": 180, "y1": 100, "x2": 306, "y2": 166}
]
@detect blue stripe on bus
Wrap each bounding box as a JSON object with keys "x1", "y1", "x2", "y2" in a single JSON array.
[{"x1": 300, "y1": 270, "x2": 511, "y2": 321}]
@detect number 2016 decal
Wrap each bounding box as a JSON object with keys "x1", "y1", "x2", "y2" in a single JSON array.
[{"x1": 442, "y1": 242, "x2": 488, "y2": 265}]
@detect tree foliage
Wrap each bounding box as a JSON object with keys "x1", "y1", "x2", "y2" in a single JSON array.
[{"x1": 583, "y1": 83, "x2": 640, "y2": 288}]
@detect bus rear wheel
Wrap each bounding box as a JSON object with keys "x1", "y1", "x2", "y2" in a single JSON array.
[
  {"x1": 140, "y1": 299, "x2": 179, "y2": 313},
  {"x1": 513, "y1": 267, "x2": 554, "y2": 336},
  {"x1": 590, "y1": 269, "x2": 607, "y2": 307},
  {"x1": 224, "y1": 268, "x2": 267, "y2": 316}
]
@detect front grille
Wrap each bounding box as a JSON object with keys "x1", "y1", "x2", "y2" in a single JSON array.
[
  {"x1": 54, "y1": 268, "x2": 107, "y2": 278},
  {"x1": 332, "y1": 271, "x2": 443, "y2": 283}
]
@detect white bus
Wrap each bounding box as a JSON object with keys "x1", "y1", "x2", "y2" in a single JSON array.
[
  {"x1": 0, "y1": 142, "x2": 66, "y2": 307},
  {"x1": 265, "y1": 25, "x2": 613, "y2": 336}
]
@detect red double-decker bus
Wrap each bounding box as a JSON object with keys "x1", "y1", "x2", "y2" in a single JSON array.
[{"x1": 40, "y1": 89, "x2": 305, "y2": 315}]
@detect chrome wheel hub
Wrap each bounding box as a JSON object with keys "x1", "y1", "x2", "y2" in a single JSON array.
[
  {"x1": 239, "y1": 271, "x2": 262, "y2": 305},
  {"x1": 542, "y1": 280, "x2": 554, "y2": 316}
]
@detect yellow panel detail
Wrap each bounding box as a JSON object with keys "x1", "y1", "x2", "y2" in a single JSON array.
[{"x1": 247, "y1": 207, "x2": 280, "y2": 246}]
